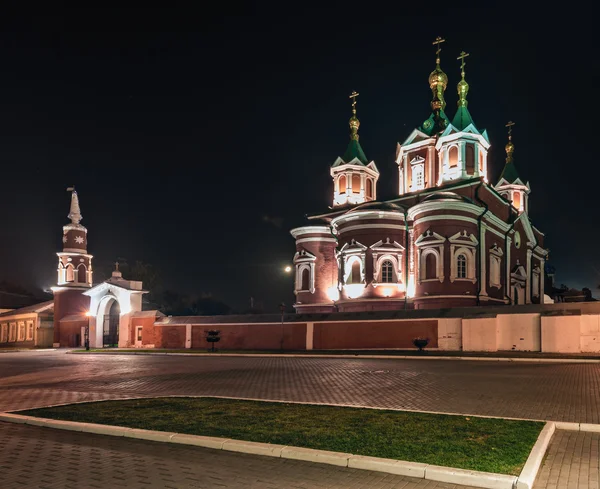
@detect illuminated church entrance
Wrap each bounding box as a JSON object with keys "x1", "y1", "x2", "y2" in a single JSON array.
[{"x1": 103, "y1": 300, "x2": 120, "y2": 347}]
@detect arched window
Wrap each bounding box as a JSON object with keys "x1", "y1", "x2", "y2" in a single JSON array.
[
  {"x1": 425, "y1": 253, "x2": 437, "y2": 280},
  {"x1": 448, "y1": 146, "x2": 458, "y2": 167},
  {"x1": 381, "y1": 260, "x2": 394, "y2": 283},
  {"x1": 479, "y1": 151, "x2": 484, "y2": 172},
  {"x1": 490, "y1": 255, "x2": 501, "y2": 287},
  {"x1": 65, "y1": 265, "x2": 74, "y2": 282},
  {"x1": 300, "y1": 268, "x2": 310, "y2": 291},
  {"x1": 350, "y1": 260, "x2": 362, "y2": 284},
  {"x1": 456, "y1": 254, "x2": 467, "y2": 279},
  {"x1": 352, "y1": 174, "x2": 361, "y2": 193},
  {"x1": 465, "y1": 145, "x2": 475, "y2": 175},
  {"x1": 339, "y1": 175, "x2": 346, "y2": 194},
  {"x1": 512, "y1": 191, "x2": 521, "y2": 210},
  {"x1": 366, "y1": 179, "x2": 373, "y2": 198},
  {"x1": 77, "y1": 265, "x2": 87, "y2": 284}
]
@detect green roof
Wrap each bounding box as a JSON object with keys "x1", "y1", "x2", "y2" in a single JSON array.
[
  {"x1": 341, "y1": 139, "x2": 368, "y2": 165},
  {"x1": 451, "y1": 105, "x2": 476, "y2": 132},
  {"x1": 419, "y1": 110, "x2": 450, "y2": 136},
  {"x1": 498, "y1": 161, "x2": 520, "y2": 183}
]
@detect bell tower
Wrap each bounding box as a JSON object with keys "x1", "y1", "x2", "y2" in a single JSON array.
[
  {"x1": 495, "y1": 122, "x2": 530, "y2": 214},
  {"x1": 56, "y1": 187, "x2": 93, "y2": 287},
  {"x1": 330, "y1": 91, "x2": 379, "y2": 207}
]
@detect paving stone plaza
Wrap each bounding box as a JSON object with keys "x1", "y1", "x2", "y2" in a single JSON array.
[{"x1": 1, "y1": 350, "x2": 598, "y2": 488}]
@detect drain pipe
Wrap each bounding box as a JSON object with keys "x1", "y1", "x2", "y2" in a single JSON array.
[
  {"x1": 404, "y1": 207, "x2": 409, "y2": 310},
  {"x1": 474, "y1": 181, "x2": 489, "y2": 306}
]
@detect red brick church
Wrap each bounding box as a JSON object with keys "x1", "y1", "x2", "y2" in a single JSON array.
[{"x1": 291, "y1": 40, "x2": 549, "y2": 313}]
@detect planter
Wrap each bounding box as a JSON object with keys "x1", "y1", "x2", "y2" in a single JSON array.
[{"x1": 413, "y1": 338, "x2": 429, "y2": 351}]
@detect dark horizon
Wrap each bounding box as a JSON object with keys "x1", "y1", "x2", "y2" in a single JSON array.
[{"x1": 0, "y1": 8, "x2": 595, "y2": 312}]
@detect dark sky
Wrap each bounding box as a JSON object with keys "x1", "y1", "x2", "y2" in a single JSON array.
[{"x1": 0, "y1": 7, "x2": 594, "y2": 311}]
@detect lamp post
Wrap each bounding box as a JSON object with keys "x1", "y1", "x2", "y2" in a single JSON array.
[
  {"x1": 279, "y1": 302, "x2": 285, "y2": 352},
  {"x1": 84, "y1": 311, "x2": 91, "y2": 350}
]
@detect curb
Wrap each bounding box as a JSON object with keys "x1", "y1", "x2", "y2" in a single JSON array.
[
  {"x1": 0, "y1": 413, "x2": 553, "y2": 489},
  {"x1": 515, "y1": 422, "x2": 555, "y2": 489},
  {"x1": 66, "y1": 350, "x2": 600, "y2": 363}
]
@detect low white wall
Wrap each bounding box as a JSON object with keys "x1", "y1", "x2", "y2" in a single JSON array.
[
  {"x1": 496, "y1": 313, "x2": 541, "y2": 352},
  {"x1": 462, "y1": 317, "x2": 498, "y2": 352},
  {"x1": 437, "y1": 318, "x2": 462, "y2": 351},
  {"x1": 541, "y1": 315, "x2": 581, "y2": 353},
  {"x1": 580, "y1": 314, "x2": 600, "y2": 352}
]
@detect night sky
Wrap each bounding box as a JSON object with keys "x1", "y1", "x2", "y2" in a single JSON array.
[{"x1": 0, "y1": 7, "x2": 594, "y2": 312}]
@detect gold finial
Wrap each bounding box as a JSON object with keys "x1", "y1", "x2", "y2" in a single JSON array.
[
  {"x1": 457, "y1": 51, "x2": 469, "y2": 78},
  {"x1": 456, "y1": 51, "x2": 470, "y2": 107},
  {"x1": 115, "y1": 261, "x2": 120, "y2": 271},
  {"x1": 349, "y1": 91, "x2": 360, "y2": 141},
  {"x1": 505, "y1": 121, "x2": 515, "y2": 162},
  {"x1": 433, "y1": 36, "x2": 445, "y2": 65}
]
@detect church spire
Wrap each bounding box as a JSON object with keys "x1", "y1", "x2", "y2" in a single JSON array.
[
  {"x1": 429, "y1": 37, "x2": 448, "y2": 114},
  {"x1": 67, "y1": 186, "x2": 82, "y2": 225},
  {"x1": 451, "y1": 50, "x2": 476, "y2": 131},
  {"x1": 349, "y1": 90, "x2": 360, "y2": 141},
  {"x1": 419, "y1": 37, "x2": 450, "y2": 135},
  {"x1": 498, "y1": 121, "x2": 520, "y2": 183}
]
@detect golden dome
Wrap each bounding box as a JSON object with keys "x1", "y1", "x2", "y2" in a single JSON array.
[
  {"x1": 505, "y1": 141, "x2": 515, "y2": 155},
  {"x1": 349, "y1": 115, "x2": 360, "y2": 140},
  {"x1": 429, "y1": 67, "x2": 448, "y2": 90}
]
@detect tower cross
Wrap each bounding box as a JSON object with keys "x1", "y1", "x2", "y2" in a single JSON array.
[
  {"x1": 433, "y1": 36, "x2": 445, "y2": 63},
  {"x1": 349, "y1": 91, "x2": 359, "y2": 115},
  {"x1": 115, "y1": 261, "x2": 120, "y2": 272},
  {"x1": 457, "y1": 51, "x2": 469, "y2": 76},
  {"x1": 506, "y1": 120, "x2": 515, "y2": 140}
]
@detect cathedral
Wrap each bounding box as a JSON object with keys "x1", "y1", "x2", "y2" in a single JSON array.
[{"x1": 291, "y1": 39, "x2": 549, "y2": 313}]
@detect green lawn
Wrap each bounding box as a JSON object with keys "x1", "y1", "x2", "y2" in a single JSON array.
[{"x1": 19, "y1": 397, "x2": 543, "y2": 475}]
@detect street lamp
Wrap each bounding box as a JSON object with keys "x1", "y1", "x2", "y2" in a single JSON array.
[
  {"x1": 279, "y1": 302, "x2": 285, "y2": 351},
  {"x1": 284, "y1": 265, "x2": 292, "y2": 273},
  {"x1": 84, "y1": 311, "x2": 92, "y2": 350}
]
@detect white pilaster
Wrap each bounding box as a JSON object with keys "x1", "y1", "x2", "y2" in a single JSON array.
[
  {"x1": 479, "y1": 223, "x2": 488, "y2": 297},
  {"x1": 505, "y1": 237, "x2": 512, "y2": 300},
  {"x1": 185, "y1": 324, "x2": 192, "y2": 349},
  {"x1": 526, "y1": 249, "x2": 532, "y2": 304},
  {"x1": 540, "y1": 258, "x2": 545, "y2": 302},
  {"x1": 459, "y1": 141, "x2": 466, "y2": 178}
]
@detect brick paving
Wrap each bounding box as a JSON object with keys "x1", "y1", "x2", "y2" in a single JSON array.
[
  {"x1": 0, "y1": 421, "x2": 480, "y2": 489},
  {"x1": 2, "y1": 350, "x2": 600, "y2": 488},
  {"x1": 2, "y1": 351, "x2": 600, "y2": 422},
  {"x1": 534, "y1": 430, "x2": 600, "y2": 489}
]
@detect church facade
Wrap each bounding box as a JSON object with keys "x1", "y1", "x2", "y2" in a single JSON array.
[{"x1": 291, "y1": 41, "x2": 549, "y2": 313}]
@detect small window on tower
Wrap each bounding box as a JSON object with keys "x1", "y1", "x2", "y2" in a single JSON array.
[
  {"x1": 479, "y1": 151, "x2": 484, "y2": 172},
  {"x1": 449, "y1": 146, "x2": 459, "y2": 167},
  {"x1": 300, "y1": 268, "x2": 310, "y2": 291},
  {"x1": 425, "y1": 253, "x2": 437, "y2": 280},
  {"x1": 352, "y1": 174, "x2": 361, "y2": 193},
  {"x1": 349, "y1": 260, "x2": 362, "y2": 284},
  {"x1": 366, "y1": 179, "x2": 373, "y2": 198},
  {"x1": 512, "y1": 191, "x2": 521, "y2": 210},
  {"x1": 65, "y1": 265, "x2": 74, "y2": 282},
  {"x1": 339, "y1": 175, "x2": 346, "y2": 194},
  {"x1": 466, "y1": 145, "x2": 475, "y2": 175}
]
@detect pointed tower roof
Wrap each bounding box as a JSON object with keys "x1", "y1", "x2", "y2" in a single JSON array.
[
  {"x1": 451, "y1": 51, "x2": 476, "y2": 131},
  {"x1": 417, "y1": 37, "x2": 450, "y2": 136},
  {"x1": 498, "y1": 121, "x2": 521, "y2": 183},
  {"x1": 333, "y1": 91, "x2": 369, "y2": 166},
  {"x1": 67, "y1": 186, "x2": 82, "y2": 224}
]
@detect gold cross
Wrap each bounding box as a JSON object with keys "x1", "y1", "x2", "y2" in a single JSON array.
[
  {"x1": 506, "y1": 120, "x2": 515, "y2": 139},
  {"x1": 457, "y1": 51, "x2": 469, "y2": 73},
  {"x1": 349, "y1": 91, "x2": 359, "y2": 114},
  {"x1": 433, "y1": 36, "x2": 445, "y2": 60}
]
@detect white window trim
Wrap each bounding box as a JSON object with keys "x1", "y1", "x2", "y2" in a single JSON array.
[
  {"x1": 1, "y1": 324, "x2": 7, "y2": 343},
  {"x1": 449, "y1": 246, "x2": 476, "y2": 283},
  {"x1": 9, "y1": 322, "x2": 16, "y2": 342},
  {"x1": 370, "y1": 239, "x2": 404, "y2": 286},
  {"x1": 293, "y1": 250, "x2": 317, "y2": 294},
  {"x1": 344, "y1": 254, "x2": 365, "y2": 285},
  {"x1": 338, "y1": 239, "x2": 367, "y2": 285},
  {"x1": 415, "y1": 230, "x2": 446, "y2": 284},
  {"x1": 410, "y1": 156, "x2": 425, "y2": 192},
  {"x1": 26, "y1": 320, "x2": 34, "y2": 341},
  {"x1": 489, "y1": 244, "x2": 503, "y2": 289},
  {"x1": 17, "y1": 321, "x2": 25, "y2": 341},
  {"x1": 532, "y1": 266, "x2": 541, "y2": 298}
]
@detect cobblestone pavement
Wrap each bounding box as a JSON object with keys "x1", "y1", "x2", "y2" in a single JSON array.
[
  {"x1": 1, "y1": 350, "x2": 600, "y2": 422},
  {"x1": 0, "y1": 421, "x2": 480, "y2": 489},
  {"x1": 534, "y1": 430, "x2": 600, "y2": 489},
  {"x1": 2, "y1": 350, "x2": 600, "y2": 488}
]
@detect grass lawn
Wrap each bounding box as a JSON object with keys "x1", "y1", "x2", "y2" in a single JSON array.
[{"x1": 19, "y1": 397, "x2": 543, "y2": 475}]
